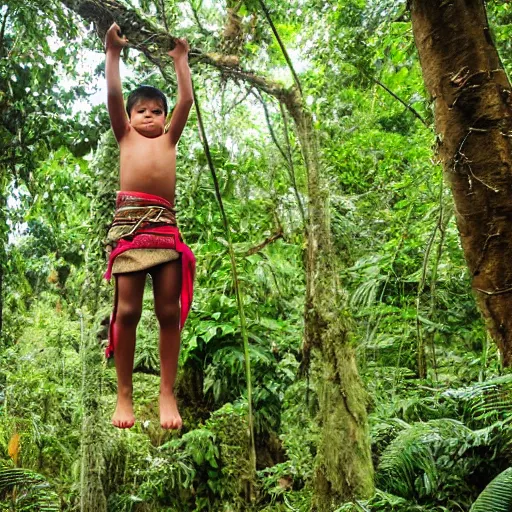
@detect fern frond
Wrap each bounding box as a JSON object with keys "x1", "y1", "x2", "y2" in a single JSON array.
[
  {"x1": 470, "y1": 467, "x2": 512, "y2": 512},
  {"x1": 443, "y1": 375, "x2": 512, "y2": 426},
  {"x1": 0, "y1": 466, "x2": 60, "y2": 511},
  {"x1": 378, "y1": 418, "x2": 474, "y2": 499}
]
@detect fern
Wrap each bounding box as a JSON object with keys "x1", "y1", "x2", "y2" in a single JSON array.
[
  {"x1": 0, "y1": 466, "x2": 60, "y2": 511},
  {"x1": 378, "y1": 418, "x2": 476, "y2": 499},
  {"x1": 470, "y1": 467, "x2": 512, "y2": 512},
  {"x1": 442, "y1": 374, "x2": 512, "y2": 426},
  {"x1": 378, "y1": 421, "x2": 438, "y2": 498}
]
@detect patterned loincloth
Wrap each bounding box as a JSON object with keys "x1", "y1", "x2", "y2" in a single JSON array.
[{"x1": 104, "y1": 190, "x2": 196, "y2": 358}]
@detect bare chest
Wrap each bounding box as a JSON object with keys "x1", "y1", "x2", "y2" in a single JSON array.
[
  {"x1": 120, "y1": 132, "x2": 176, "y2": 169},
  {"x1": 118, "y1": 131, "x2": 177, "y2": 203}
]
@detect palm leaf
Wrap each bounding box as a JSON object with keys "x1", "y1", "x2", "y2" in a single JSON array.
[
  {"x1": 378, "y1": 418, "x2": 474, "y2": 499},
  {"x1": 470, "y1": 467, "x2": 512, "y2": 512},
  {"x1": 0, "y1": 466, "x2": 60, "y2": 511},
  {"x1": 443, "y1": 374, "x2": 512, "y2": 425}
]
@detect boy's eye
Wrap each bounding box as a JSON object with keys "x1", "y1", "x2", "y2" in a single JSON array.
[{"x1": 153, "y1": 110, "x2": 162, "y2": 115}]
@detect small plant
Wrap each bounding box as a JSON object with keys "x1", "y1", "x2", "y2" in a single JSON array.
[{"x1": 0, "y1": 463, "x2": 60, "y2": 511}]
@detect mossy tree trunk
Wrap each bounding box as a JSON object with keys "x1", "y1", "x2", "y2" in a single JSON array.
[
  {"x1": 411, "y1": 0, "x2": 512, "y2": 366},
  {"x1": 285, "y1": 96, "x2": 374, "y2": 509},
  {"x1": 77, "y1": 135, "x2": 118, "y2": 512},
  {"x1": 79, "y1": 315, "x2": 107, "y2": 512},
  {"x1": 0, "y1": 179, "x2": 7, "y2": 342}
]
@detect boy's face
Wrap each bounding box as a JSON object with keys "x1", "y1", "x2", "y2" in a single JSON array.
[{"x1": 129, "y1": 98, "x2": 166, "y2": 138}]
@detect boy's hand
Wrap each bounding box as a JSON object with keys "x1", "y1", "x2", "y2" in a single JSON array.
[
  {"x1": 105, "y1": 22, "x2": 128, "y2": 51},
  {"x1": 168, "y1": 38, "x2": 190, "y2": 61}
]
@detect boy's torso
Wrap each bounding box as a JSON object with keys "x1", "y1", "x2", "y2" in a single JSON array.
[{"x1": 119, "y1": 129, "x2": 177, "y2": 205}]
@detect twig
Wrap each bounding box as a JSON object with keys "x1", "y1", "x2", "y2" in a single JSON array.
[
  {"x1": 225, "y1": 85, "x2": 253, "y2": 115},
  {"x1": 189, "y1": 0, "x2": 214, "y2": 37},
  {"x1": 366, "y1": 73, "x2": 428, "y2": 126},
  {"x1": 251, "y1": 90, "x2": 307, "y2": 228},
  {"x1": 280, "y1": 102, "x2": 307, "y2": 228},
  {"x1": 475, "y1": 286, "x2": 512, "y2": 296},
  {"x1": 255, "y1": 90, "x2": 288, "y2": 162},
  {"x1": 157, "y1": 0, "x2": 169, "y2": 33},
  {"x1": 473, "y1": 231, "x2": 500, "y2": 277},
  {"x1": 455, "y1": 128, "x2": 499, "y2": 192}
]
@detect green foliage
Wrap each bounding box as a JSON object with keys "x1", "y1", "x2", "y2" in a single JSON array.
[
  {"x1": 4, "y1": 0, "x2": 512, "y2": 511},
  {"x1": 368, "y1": 373, "x2": 512, "y2": 510},
  {"x1": 378, "y1": 419, "x2": 480, "y2": 500},
  {"x1": 102, "y1": 402, "x2": 252, "y2": 511},
  {"x1": 205, "y1": 401, "x2": 252, "y2": 506},
  {"x1": 470, "y1": 467, "x2": 512, "y2": 512},
  {"x1": 0, "y1": 464, "x2": 60, "y2": 511}
]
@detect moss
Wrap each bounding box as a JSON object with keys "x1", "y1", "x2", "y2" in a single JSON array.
[
  {"x1": 79, "y1": 318, "x2": 108, "y2": 512},
  {"x1": 291, "y1": 103, "x2": 375, "y2": 508},
  {"x1": 206, "y1": 401, "x2": 255, "y2": 508}
]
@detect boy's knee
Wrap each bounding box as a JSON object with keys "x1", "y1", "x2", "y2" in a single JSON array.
[
  {"x1": 155, "y1": 301, "x2": 180, "y2": 327},
  {"x1": 116, "y1": 302, "x2": 142, "y2": 326}
]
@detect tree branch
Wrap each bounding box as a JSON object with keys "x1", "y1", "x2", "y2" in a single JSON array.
[
  {"x1": 189, "y1": 0, "x2": 215, "y2": 38},
  {"x1": 365, "y1": 71, "x2": 428, "y2": 126},
  {"x1": 243, "y1": 230, "x2": 284, "y2": 256},
  {"x1": 59, "y1": 0, "x2": 298, "y2": 107}
]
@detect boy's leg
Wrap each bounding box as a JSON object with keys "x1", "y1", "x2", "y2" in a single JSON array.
[
  {"x1": 112, "y1": 270, "x2": 146, "y2": 428},
  {"x1": 150, "y1": 259, "x2": 182, "y2": 429}
]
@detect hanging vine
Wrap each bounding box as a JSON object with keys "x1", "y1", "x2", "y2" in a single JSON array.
[{"x1": 191, "y1": 81, "x2": 257, "y2": 492}]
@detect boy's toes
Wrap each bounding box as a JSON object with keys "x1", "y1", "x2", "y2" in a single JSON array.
[
  {"x1": 160, "y1": 418, "x2": 182, "y2": 430},
  {"x1": 159, "y1": 392, "x2": 182, "y2": 430},
  {"x1": 112, "y1": 417, "x2": 135, "y2": 429},
  {"x1": 112, "y1": 402, "x2": 135, "y2": 429}
]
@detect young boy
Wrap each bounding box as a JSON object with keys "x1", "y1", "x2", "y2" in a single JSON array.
[{"x1": 103, "y1": 22, "x2": 195, "y2": 430}]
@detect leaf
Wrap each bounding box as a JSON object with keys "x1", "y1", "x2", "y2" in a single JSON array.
[
  {"x1": 8, "y1": 432, "x2": 20, "y2": 466},
  {"x1": 0, "y1": 465, "x2": 60, "y2": 511},
  {"x1": 470, "y1": 468, "x2": 512, "y2": 512}
]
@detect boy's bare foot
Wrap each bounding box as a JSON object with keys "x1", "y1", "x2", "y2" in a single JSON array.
[
  {"x1": 160, "y1": 391, "x2": 182, "y2": 429},
  {"x1": 112, "y1": 394, "x2": 135, "y2": 428}
]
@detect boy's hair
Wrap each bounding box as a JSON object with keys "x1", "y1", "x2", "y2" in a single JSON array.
[{"x1": 126, "y1": 85, "x2": 168, "y2": 118}]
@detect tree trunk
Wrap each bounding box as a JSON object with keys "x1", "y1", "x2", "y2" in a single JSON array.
[
  {"x1": 0, "y1": 186, "x2": 7, "y2": 342},
  {"x1": 411, "y1": 0, "x2": 512, "y2": 365},
  {"x1": 285, "y1": 97, "x2": 374, "y2": 509},
  {"x1": 79, "y1": 313, "x2": 107, "y2": 512}
]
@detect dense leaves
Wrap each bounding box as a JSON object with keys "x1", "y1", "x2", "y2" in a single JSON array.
[{"x1": 1, "y1": 0, "x2": 511, "y2": 511}]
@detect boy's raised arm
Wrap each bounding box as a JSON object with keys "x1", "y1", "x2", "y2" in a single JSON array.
[
  {"x1": 105, "y1": 23, "x2": 130, "y2": 142},
  {"x1": 168, "y1": 39, "x2": 194, "y2": 146}
]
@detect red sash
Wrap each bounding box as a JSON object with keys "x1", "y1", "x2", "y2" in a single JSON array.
[{"x1": 104, "y1": 191, "x2": 195, "y2": 359}]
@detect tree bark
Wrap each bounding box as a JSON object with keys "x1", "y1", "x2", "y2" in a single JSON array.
[
  {"x1": 411, "y1": 0, "x2": 512, "y2": 365},
  {"x1": 0, "y1": 183, "x2": 7, "y2": 342},
  {"x1": 79, "y1": 313, "x2": 107, "y2": 512},
  {"x1": 285, "y1": 98, "x2": 374, "y2": 509}
]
